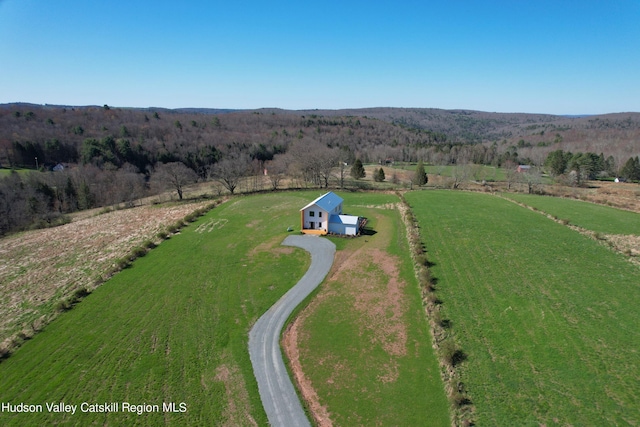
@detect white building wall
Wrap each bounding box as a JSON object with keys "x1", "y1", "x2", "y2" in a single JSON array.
[{"x1": 302, "y1": 206, "x2": 329, "y2": 231}]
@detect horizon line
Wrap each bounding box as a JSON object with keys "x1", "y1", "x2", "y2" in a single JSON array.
[{"x1": 2, "y1": 101, "x2": 639, "y2": 117}]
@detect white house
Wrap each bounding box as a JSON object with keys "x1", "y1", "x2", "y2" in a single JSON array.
[{"x1": 300, "y1": 192, "x2": 363, "y2": 236}]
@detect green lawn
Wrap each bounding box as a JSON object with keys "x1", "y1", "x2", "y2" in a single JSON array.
[
  {"x1": 0, "y1": 168, "x2": 31, "y2": 177},
  {"x1": 295, "y1": 194, "x2": 450, "y2": 426},
  {"x1": 388, "y1": 163, "x2": 508, "y2": 181},
  {"x1": 0, "y1": 192, "x2": 318, "y2": 426},
  {"x1": 504, "y1": 193, "x2": 640, "y2": 235},
  {"x1": 406, "y1": 190, "x2": 640, "y2": 426}
]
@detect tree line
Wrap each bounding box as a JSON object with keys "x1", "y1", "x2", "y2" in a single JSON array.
[{"x1": 544, "y1": 149, "x2": 639, "y2": 183}]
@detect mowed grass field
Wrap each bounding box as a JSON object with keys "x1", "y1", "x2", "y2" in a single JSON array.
[
  {"x1": 0, "y1": 168, "x2": 31, "y2": 177},
  {"x1": 504, "y1": 193, "x2": 640, "y2": 235},
  {"x1": 0, "y1": 190, "x2": 452, "y2": 426},
  {"x1": 0, "y1": 192, "x2": 325, "y2": 426},
  {"x1": 405, "y1": 190, "x2": 640, "y2": 426},
  {"x1": 288, "y1": 193, "x2": 450, "y2": 426},
  {"x1": 388, "y1": 163, "x2": 507, "y2": 181}
]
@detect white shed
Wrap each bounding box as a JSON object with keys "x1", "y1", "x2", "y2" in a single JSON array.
[{"x1": 329, "y1": 214, "x2": 360, "y2": 236}]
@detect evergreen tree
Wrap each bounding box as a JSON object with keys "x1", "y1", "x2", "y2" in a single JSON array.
[
  {"x1": 374, "y1": 167, "x2": 385, "y2": 182},
  {"x1": 620, "y1": 156, "x2": 640, "y2": 181},
  {"x1": 544, "y1": 149, "x2": 569, "y2": 176},
  {"x1": 350, "y1": 159, "x2": 365, "y2": 179},
  {"x1": 413, "y1": 160, "x2": 428, "y2": 186},
  {"x1": 77, "y1": 181, "x2": 95, "y2": 210}
]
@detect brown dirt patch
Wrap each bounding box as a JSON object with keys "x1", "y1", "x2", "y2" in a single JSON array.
[
  {"x1": 338, "y1": 246, "x2": 408, "y2": 358},
  {"x1": 248, "y1": 235, "x2": 296, "y2": 258},
  {"x1": 282, "y1": 318, "x2": 334, "y2": 427},
  {"x1": 0, "y1": 201, "x2": 212, "y2": 347}
]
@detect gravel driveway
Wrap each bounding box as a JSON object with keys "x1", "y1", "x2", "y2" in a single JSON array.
[{"x1": 249, "y1": 235, "x2": 336, "y2": 427}]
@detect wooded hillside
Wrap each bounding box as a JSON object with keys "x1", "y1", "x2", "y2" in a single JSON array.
[{"x1": 1, "y1": 103, "x2": 638, "y2": 235}]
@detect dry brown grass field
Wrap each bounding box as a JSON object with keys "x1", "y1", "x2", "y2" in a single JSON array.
[{"x1": 0, "y1": 200, "x2": 212, "y2": 353}]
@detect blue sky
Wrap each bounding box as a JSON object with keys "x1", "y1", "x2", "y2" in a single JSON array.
[{"x1": 1, "y1": 0, "x2": 639, "y2": 114}]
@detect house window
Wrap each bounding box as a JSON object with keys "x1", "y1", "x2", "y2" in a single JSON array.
[
  {"x1": 319, "y1": 212, "x2": 322, "y2": 218},
  {"x1": 309, "y1": 211, "x2": 315, "y2": 217}
]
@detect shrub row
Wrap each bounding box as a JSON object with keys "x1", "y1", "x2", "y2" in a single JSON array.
[
  {"x1": 0, "y1": 318, "x2": 44, "y2": 360},
  {"x1": 55, "y1": 287, "x2": 92, "y2": 313}
]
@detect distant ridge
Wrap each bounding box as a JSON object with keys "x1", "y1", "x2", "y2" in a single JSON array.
[{"x1": 2, "y1": 103, "x2": 639, "y2": 146}]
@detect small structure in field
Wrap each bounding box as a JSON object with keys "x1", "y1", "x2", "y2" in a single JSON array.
[
  {"x1": 516, "y1": 165, "x2": 531, "y2": 173},
  {"x1": 300, "y1": 192, "x2": 363, "y2": 236}
]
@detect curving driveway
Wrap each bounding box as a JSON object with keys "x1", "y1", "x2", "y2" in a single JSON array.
[{"x1": 249, "y1": 235, "x2": 336, "y2": 427}]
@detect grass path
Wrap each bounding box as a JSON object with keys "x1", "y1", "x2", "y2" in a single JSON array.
[{"x1": 406, "y1": 190, "x2": 640, "y2": 426}]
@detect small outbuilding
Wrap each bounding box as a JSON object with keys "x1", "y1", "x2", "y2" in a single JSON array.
[{"x1": 300, "y1": 192, "x2": 363, "y2": 236}]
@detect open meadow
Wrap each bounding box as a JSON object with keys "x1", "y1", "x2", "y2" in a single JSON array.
[
  {"x1": 504, "y1": 193, "x2": 640, "y2": 235},
  {"x1": 0, "y1": 190, "x2": 450, "y2": 426},
  {"x1": 405, "y1": 190, "x2": 640, "y2": 426},
  {"x1": 387, "y1": 163, "x2": 508, "y2": 181},
  {"x1": 0, "y1": 192, "x2": 316, "y2": 426},
  {"x1": 283, "y1": 192, "x2": 450, "y2": 426},
  {"x1": 3, "y1": 186, "x2": 638, "y2": 426},
  {"x1": 0, "y1": 201, "x2": 213, "y2": 349}
]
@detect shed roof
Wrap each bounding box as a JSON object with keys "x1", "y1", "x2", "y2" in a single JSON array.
[
  {"x1": 329, "y1": 214, "x2": 359, "y2": 225},
  {"x1": 300, "y1": 192, "x2": 343, "y2": 212}
]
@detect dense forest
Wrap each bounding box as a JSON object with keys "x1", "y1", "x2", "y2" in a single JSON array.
[{"x1": 1, "y1": 103, "x2": 638, "y2": 235}]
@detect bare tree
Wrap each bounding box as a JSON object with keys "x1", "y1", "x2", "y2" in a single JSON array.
[
  {"x1": 113, "y1": 163, "x2": 146, "y2": 206},
  {"x1": 151, "y1": 162, "x2": 197, "y2": 200},
  {"x1": 503, "y1": 160, "x2": 518, "y2": 190},
  {"x1": 265, "y1": 154, "x2": 288, "y2": 190},
  {"x1": 0, "y1": 172, "x2": 30, "y2": 235},
  {"x1": 210, "y1": 152, "x2": 250, "y2": 194},
  {"x1": 469, "y1": 164, "x2": 485, "y2": 182},
  {"x1": 519, "y1": 167, "x2": 542, "y2": 194},
  {"x1": 249, "y1": 158, "x2": 264, "y2": 192},
  {"x1": 318, "y1": 147, "x2": 339, "y2": 188},
  {"x1": 286, "y1": 138, "x2": 333, "y2": 188},
  {"x1": 451, "y1": 162, "x2": 471, "y2": 189}
]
